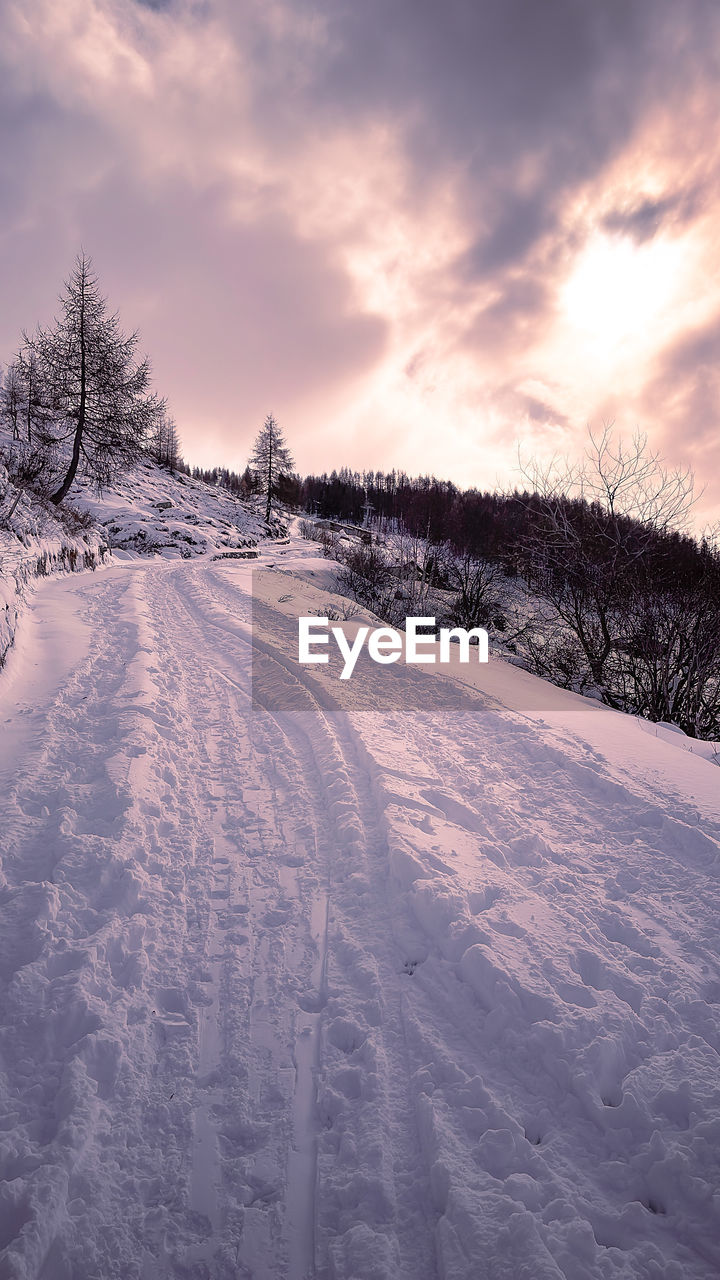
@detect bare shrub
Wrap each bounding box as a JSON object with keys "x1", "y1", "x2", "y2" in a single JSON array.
[{"x1": 335, "y1": 543, "x2": 405, "y2": 625}]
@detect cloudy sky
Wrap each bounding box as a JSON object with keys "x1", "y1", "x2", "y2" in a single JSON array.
[{"x1": 2, "y1": 0, "x2": 719, "y2": 512}]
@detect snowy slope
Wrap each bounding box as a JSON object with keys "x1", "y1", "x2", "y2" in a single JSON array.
[
  {"x1": 74, "y1": 456, "x2": 275, "y2": 557},
  {"x1": 0, "y1": 533, "x2": 719, "y2": 1280}
]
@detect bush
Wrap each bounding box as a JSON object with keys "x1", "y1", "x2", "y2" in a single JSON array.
[{"x1": 335, "y1": 544, "x2": 405, "y2": 625}]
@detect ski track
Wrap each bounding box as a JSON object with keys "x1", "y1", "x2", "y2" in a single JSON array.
[{"x1": 0, "y1": 552, "x2": 719, "y2": 1279}]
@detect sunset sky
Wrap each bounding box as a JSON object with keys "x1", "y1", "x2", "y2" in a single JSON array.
[{"x1": 2, "y1": 0, "x2": 719, "y2": 514}]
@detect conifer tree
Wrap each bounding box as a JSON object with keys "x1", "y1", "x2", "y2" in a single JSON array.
[
  {"x1": 29, "y1": 253, "x2": 164, "y2": 504},
  {"x1": 249, "y1": 413, "x2": 294, "y2": 522}
]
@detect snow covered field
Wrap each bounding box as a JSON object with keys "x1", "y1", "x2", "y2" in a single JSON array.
[{"x1": 1, "y1": 533, "x2": 719, "y2": 1279}]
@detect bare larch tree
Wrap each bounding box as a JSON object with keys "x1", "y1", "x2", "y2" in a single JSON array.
[
  {"x1": 28, "y1": 253, "x2": 165, "y2": 504},
  {"x1": 249, "y1": 413, "x2": 294, "y2": 522}
]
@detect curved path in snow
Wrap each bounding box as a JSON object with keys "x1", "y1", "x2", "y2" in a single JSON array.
[{"x1": 1, "y1": 549, "x2": 719, "y2": 1280}]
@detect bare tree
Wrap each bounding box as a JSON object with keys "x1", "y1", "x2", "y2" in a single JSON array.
[
  {"x1": 520, "y1": 423, "x2": 696, "y2": 542},
  {"x1": 519, "y1": 425, "x2": 702, "y2": 710},
  {"x1": 25, "y1": 253, "x2": 165, "y2": 505},
  {"x1": 617, "y1": 579, "x2": 720, "y2": 737},
  {"x1": 441, "y1": 550, "x2": 507, "y2": 630},
  {"x1": 335, "y1": 542, "x2": 405, "y2": 624},
  {"x1": 394, "y1": 522, "x2": 436, "y2": 615},
  {"x1": 582, "y1": 424, "x2": 696, "y2": 531},
  {"x1": 249, "y1": 413, "x2": 294, "y2": 522},
  {"x1": 150, "y1": 410, "x2": 182, "y2": 471},
  {"x1": 0, "y1": 359, "x2": 60, "y2": 497},
  {"x1": 14, "y1": 340, "x2": 56, "y2": 447},
  {"x1": 1, "y1": 363, "x2": 21, "y2": 440}
]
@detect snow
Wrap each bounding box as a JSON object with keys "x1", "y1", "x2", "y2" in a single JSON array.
[
  {"x1": 0, "y1": 529, "x2": 719, "y2": 1278},
  {"x1": 74, "y1": 457, "x2": 273, "y2": 558},
  {"x1": 0, "y1": 463, "x2": 110, "y2": 674}
]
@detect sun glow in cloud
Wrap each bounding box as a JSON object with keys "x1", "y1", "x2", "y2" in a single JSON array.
[
  {"x1": 529, "y1": 205, "x2": 720, "y2": 462},
  {"x1": 560, "y1": 231, "x2": 689, "y2": 362}
]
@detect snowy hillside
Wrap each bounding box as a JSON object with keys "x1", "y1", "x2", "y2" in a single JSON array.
[
  {"x1": 0, "y1": 530, "x2": 719, "y2": 1279},
  {"x1": 74, "y1": 456, "x2": 276, "y2": 557}
]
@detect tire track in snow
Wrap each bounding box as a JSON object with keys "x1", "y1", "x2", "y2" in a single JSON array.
[
  {"x1": 164, "y1": 559, "x2": 438, "y2": 1280},
  {"x1": 144, "y1": 564, "x2": 335, "y2": 1278}
]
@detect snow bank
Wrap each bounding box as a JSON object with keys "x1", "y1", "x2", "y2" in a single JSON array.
[{"x1": 0, "y1": 463, "x2": 110, "y2": 670}]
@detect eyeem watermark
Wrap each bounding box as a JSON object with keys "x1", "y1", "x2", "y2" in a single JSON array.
[{"x1": 298, "y1": 616, "x2": 489, "y2": 680}]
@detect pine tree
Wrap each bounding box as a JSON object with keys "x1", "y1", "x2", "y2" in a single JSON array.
[
  {"x1": 249, "y1": 413, "x2": 294, "y2": 522},
  {"x1": 30, "y1": 253, "x2": 165, "y2": 504}
]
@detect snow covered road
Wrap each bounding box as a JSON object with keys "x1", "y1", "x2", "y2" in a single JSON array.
[{"x1": 1, "y1": 549, "x2": 720, "y2": 1279}]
